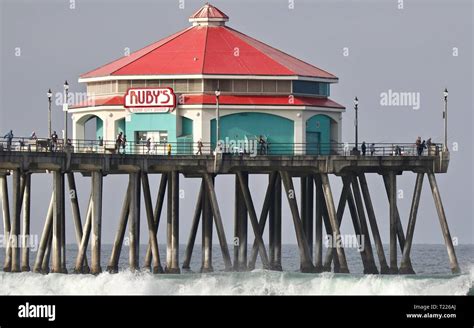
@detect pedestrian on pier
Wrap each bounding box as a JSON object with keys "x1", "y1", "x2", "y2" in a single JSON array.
[
  {"x1": 167, "y1": 143, "x2": 172, "y2": 156},
  {"x1": 51, "y1": 131, "x2": 58, "y2": 152},
  {"x1": 426, "y1": 137, "x2": 432, "y2": 155},
  {"x1": 122, "y1": 135, "x2": 127, "y2": 154},
  {"x1": 417, "y1": 140, "x2": 426, "y2": 156},
  {"x1": 370, "y1": 143, "x2": 375, "y2": 156},
  {"x1": 116, "y1": 132, "x2": 123, "y2": 154},
  {"x1": 3, "y1": 130, "x2": 13, "y2": 151},
  {"x1": 196, "y1": 139, "x2": 203, "y2": 155},
  {"x1": 258, "y1": 135, "x2": 267, "y2": 155},
  {"x1": 146, "y1": 138, "x2": 151, "y2": 154},
  {"x1": 361, "y1": 141, "x2": 367, "y2": 156}
]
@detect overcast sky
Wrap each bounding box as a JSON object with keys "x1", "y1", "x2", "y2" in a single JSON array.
[{"x1": 0, "y1": 0, "x2": 472, "y2": 247}]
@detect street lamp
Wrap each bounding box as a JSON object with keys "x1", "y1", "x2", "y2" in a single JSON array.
[
  {"x1": 443, "y1": 88, "x2": 448, "y2": 151},
  {"x1": 215, "y1": 89, "x2": 221, "y2": 151},
  {"x1": 63, "y1": 81, "x2": 69, "y2": 145},
  {"x1": 354, "y1": 96, "x2": 359, "y2": 152},
  {"x1": 47, "y1": 89, "x2": 52, "y2": 138}
]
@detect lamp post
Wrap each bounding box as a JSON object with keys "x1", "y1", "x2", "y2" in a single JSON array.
[
  {"x1": 215, "y1": 89, "x2": 221, "y2": 151},
  {"x1": 354, "y1": 97, "x2": 359, "y2": 152},
  {"x1": 47, "y1": 89, "x2": 52, "y2": 138},
  {"x1": 443, "y1": 88, "x2": 448, "y2": 151},
  {"x1": 63, "y1": 81, "x2": 69, "y2": 144}
]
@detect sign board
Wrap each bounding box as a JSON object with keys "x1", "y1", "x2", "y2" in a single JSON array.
[{"x1": 124, "y1": 87, "x2": 176, "y2": 113}]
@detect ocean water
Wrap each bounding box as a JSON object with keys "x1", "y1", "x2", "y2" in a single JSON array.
[{"x1": 0, "y1": 244, "x2": 472, "y2": 295}]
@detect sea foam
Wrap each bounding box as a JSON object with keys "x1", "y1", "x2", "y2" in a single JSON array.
[{"x1": 0, "y1": 268, "x2": 472, "y2": 295}]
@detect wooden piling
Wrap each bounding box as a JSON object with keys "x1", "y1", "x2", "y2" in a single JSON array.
[
  {"x1": 90, "y1": 171, "x2": 103, "y2": 274},
  {"x1": 400, "y1": 173, "x2": 423, "y2": 274},
  {"x1": 427, "y1": 172, "x2": 460, "y2": 274}
]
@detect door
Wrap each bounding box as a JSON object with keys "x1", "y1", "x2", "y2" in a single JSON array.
[{"x1": 306, "y1": 131, "x2": 321, "y2": 155}]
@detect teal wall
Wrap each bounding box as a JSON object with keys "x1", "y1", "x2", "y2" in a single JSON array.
[
  {"x1": 306, "y1": 114, "x2": 332, "y2": 154},
  {"x1": 211, "y1": 112, "x2": 294, "y2": 154},
  {"x1": 125, "y1": 113, "x2": 177, "y2": 144},
  {"x1": 96, "y1": 117, "x2": 103, "y2": 140},
  {"x1": 181, "y1": 117, "x2": 193, "y2": 136},
  {"x1": 116, "y1": 118, "x2": 125, "y2": 135}
]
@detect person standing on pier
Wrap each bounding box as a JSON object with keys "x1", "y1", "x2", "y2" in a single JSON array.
[
  {"x1": 361, "y1": 141, "x2": 367, "y2": 156},
  {"x1": 116, "y1": 132, "x2": 123, "y2": 154},
  {"x1": 122, "y1": 135, "x2": 127, "y2": 154},
  {"x1": 146, "y1": 138, "x2": 151, "y2": 154},
  {"x1": 370, "y1": 143, "x2": 375, "y2": 156},
  {"x1": 167, "y1": 143, "x2": 172, "y2": 156},
  {"x1": 3, "y1": 130, "x2": 13, "y2": 151},
  {"x1": 51, "y1": 131, "x2": 58, "y2": 152},
  {"x1": 196, "y1": 139, "x2": 203, "y2": 155}
]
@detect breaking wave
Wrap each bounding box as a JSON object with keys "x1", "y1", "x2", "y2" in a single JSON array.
[{"x1": 0, "y1": 266, "x2": 472, "y2": 295}]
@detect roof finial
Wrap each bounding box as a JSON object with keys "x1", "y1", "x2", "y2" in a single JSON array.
[{"x1": 189, "y1": 3, "x2": 229, "y2": 26}]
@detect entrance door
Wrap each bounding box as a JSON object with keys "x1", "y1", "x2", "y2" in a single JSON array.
[{"x1": 306, "y1": 131, "x2": 321, "y2": 155}]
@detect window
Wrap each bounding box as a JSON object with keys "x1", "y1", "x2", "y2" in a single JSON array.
[
  {"x1": 233, "y1": 80, "x2": 247, "y2": 93},
  {"x1": 160, "y1": 80, "x2": 174, "y2": 89},
  {"x1": 263, "y1": 80, "x2": 277, "y2": 93},
  {"x1": 146, "y1": 80, "x2": 160, "y2": 87},
  {"x1": 248, "y1": 80, "x2": 263, "y2": 93},
  {"x1": 277, "y1": 80, "x2": 291, "y2": 93},
  {"x1": 204, "y1": 79, "x2": 219, "y2": 92},
  {"x1": 118, "y1": 80, "x2": 131, "y2": 92},
  {"x1": 131, "y1": 80, "x2": 146, "y2": 88},
  {"x1": 188, "y1": 79, "x2": 203, "y2": 92},
  {"x1": 174, "y1": 80, "x2": 188, "y2": 92},
  {"x1": 135, "y1": 131, "x2": 168, "y2": 144},
  {"x1": 218, "y1": 79, "x2": 232, "y2": 92}
]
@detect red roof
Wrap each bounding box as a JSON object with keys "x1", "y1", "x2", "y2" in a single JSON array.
[
  {"x1": 190, "y1": 3, "x2": 228, "y2": 19},
  {"x1": 71, "y1": 94, "x2": 345, "y2": 109},
  {"x1": 80, "y1": 5, "x2": 336, "y2": 80}
]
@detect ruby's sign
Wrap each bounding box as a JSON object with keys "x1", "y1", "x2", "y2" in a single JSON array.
[{"x1": 124, "y1": 87, "x2": 176, "y2": 113}]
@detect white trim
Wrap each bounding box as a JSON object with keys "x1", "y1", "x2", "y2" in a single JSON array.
[
  {"x1": 78, "y1": 74, "x2": 338, "y2": 84},
  {"x1": 178, "y1": 104, "x2": 345, "y2": 112},
  {"x1": 68, "y1": 106, "x2": 124, "y2": 114}
]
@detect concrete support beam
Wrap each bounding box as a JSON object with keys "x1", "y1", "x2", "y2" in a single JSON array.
[
  {"x1": 182, "y1": 179, "x2": 203, "y2": 270},
  {"x1": 427, "y1": 172, "x2": 460, "y2": 274},
  {"x1": 91, "y1": 171, "x2": 103, "y2": 274},
  {"x1": 129, "y1": 172, "x2": 140, "y2": 272}
]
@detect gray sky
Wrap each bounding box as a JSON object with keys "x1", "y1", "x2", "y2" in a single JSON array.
[{"x1": 0, "y1": 0, "x2": 472, "y2": 246}]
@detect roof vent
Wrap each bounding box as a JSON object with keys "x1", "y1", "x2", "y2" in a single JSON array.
[{"x1": 189, "y1": 3, "x2": 229, "y2": 26}]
